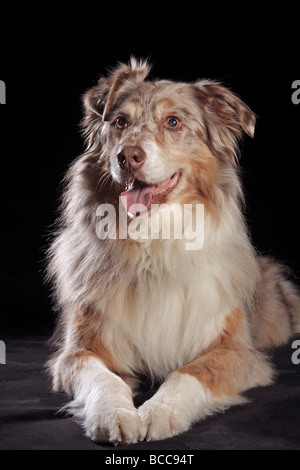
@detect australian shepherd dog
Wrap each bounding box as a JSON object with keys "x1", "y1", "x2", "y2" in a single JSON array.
[{"x1": 46, "y1": 58, "x2": 300, "y2": 444}]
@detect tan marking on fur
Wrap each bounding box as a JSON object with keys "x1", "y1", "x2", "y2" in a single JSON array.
[
  {"x1": 74, "y1": 306, "x2": 122, "y2": 374},
  {"x1": 178, "y1": 308, "x2": 255, "y2": 397},
  {"x1": 154, "y1": 97, "x2": 180, "y2": 116},
  {"x1": 52, "y1": 348, "x2": 98, "y2": 395},
  {"x1": 50, "y1": 306, "x2": 126, "y2": 395},
  {"x1": 116, "y1": 100, "x2": 138, "y2": 120},
  {"x1": 50, "y1": 344, "x2": 136, "y2": 396},
  {"x1": 223, "y1": 306, "x2": 244, "y2": 337},
  {"x1": 176, "y1": 142, "x2": 219, "y2": 220}
]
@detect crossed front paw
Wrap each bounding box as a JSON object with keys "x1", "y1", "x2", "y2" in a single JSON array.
[{"x1": 85, "y1": 405, "x2": 143, "y2": 445}]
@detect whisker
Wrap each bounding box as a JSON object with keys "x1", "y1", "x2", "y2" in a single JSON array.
[{"x1": 97, "y1": 172, "x2": 111, "y2": 192}]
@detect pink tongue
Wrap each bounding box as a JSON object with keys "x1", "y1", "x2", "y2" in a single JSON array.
[{"x1": 121, "y1": 185, "x2": 155, "y2": 214}]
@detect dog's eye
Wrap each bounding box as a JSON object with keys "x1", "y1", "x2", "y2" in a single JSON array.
[
  {"x1": 115, "y1": 116, "x2": 128, "y2": 130},
  {"x1": 165, "y1": 117, "x2": 181, "y2": 130}
]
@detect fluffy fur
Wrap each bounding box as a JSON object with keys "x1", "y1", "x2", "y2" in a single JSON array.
[{"x1": 46, "y1": 58, "x2": 300, "y2": 444}]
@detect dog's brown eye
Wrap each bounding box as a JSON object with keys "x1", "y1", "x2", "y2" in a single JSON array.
[
  {"x1": 165, "y1": 117, "x2": 181, "y2": 130},
  {"x1": 115, "y1": 116, "x2": 128, "y2": 130}
]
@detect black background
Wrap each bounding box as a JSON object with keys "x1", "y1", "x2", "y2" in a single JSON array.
[{"x1": 1, "y1": 2, "x2": 300, "y2": 332}]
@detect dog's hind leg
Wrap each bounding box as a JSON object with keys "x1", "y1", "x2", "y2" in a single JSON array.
[{"x1": 250, "y1": 256, "x2": 300, "y2": 349}]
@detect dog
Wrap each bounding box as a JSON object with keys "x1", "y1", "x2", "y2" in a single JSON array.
[{"x1": 46, "y1": 58, "x2": 300, "y2": 444}]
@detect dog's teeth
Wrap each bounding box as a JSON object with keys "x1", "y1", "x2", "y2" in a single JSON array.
[{"x1": 126, "y1": 177, "x2": 135, "y2": 191}]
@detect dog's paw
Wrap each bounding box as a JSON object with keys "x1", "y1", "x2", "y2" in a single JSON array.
[
  {"x1": 138, "y1": 372, "x2": 212, "y2": 442},
  {"x1": 85, "y1": 405, "x2": 143, "y2": 445},
  {"x1": 138, "y1": 394, "x2": 191, "y2": 442},
  {"x1": 69, "y1": 363, "x2": 145, "y2": 445}
]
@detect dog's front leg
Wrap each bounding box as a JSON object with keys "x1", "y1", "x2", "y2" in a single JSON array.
[
  {"x1": 138, "y1": 311, "x2": 274, "y2": 442},
  {"x1": 52, "y1": 353, "x2": 142, "y2": 445}
]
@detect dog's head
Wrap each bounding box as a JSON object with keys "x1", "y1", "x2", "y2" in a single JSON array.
[{"x1": 82, "y1": 58, "x2": 255, "y2": 215}]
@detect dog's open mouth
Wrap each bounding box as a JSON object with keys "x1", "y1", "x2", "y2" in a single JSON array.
[{"x1": 121, "y1": 172, "x2": 181, "y2": 215}]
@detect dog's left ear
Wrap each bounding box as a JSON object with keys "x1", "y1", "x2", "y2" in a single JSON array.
[{"x1": 194, "y1": 80, "x2": 256, "y2": 163}]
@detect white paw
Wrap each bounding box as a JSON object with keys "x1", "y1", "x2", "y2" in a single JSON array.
[
  {"x1": 70, "y1": 359, "x2": 145, "y2": 445},
  {"x1": 85, "y1": 405, "x2": 143, "y2": 445},
  {"x1": 138, "y1": 372, "x2": 219, "y2": 442},
  {"x1": 138, "y1": 397, "x2": 191, "y2": 441}
]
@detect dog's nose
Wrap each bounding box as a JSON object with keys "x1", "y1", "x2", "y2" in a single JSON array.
[{"x1": 117, "y1": 146, "x2": 146, "y2": 171}]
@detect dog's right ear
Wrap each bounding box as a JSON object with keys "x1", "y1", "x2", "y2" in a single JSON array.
[
  {"x1": 82, "y1": 57, "x2": 151, "y2": 121},
  {"x1": 102, "y1": 58, "x2": 151, "y2": 121},
  {"x1": 82, "y1": 78, "x2": 112, "y2": 118}
]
